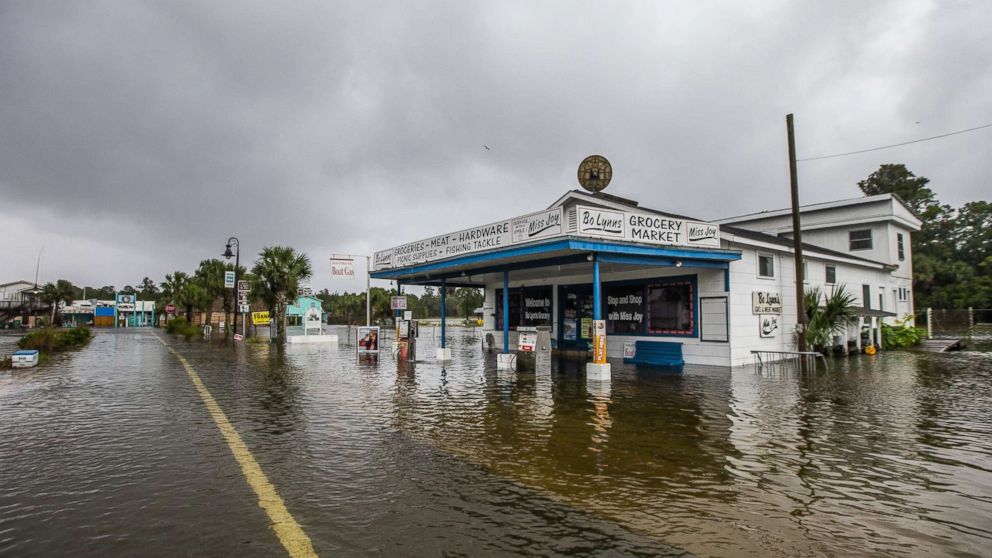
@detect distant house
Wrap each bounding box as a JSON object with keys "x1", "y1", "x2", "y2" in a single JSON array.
[
  {"x1": 0, "y1": 280, "x2": 36, "y2": 302},
  {"x1": 287, "y1": 295, "x2": 327, "y2": 324},
  {"x1": 1, "y1": 280, "x2": 41, "y2": 326}
]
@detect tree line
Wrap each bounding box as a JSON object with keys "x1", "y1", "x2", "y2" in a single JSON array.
[
  {"x1": 35, "y1": 245, "x2": 485, "y2": 344},
  {"x1": 857, "y1": 164, "x2": 991, "y2": 310},
  {"x1": 315, "y1": 285, "x2": 484, "y2": 325}
]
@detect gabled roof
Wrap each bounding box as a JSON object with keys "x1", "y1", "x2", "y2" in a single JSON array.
[
  {"x1": 548, "y1": 190, "x2": 699, "y2": 221},
  {"x1": 721, "y1": 226, "x2": 894, "y2": 269},
  {"x1": 0, "y1": 280, "x2": 36, "y2": 289},
  {"x1": 714, "y1": 193, "x2": 923, "y2": 229}
]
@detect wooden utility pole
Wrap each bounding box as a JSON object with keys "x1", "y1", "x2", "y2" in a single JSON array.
[{"x1": 786, "y1": 114, "x2": 809, "y2": 370}]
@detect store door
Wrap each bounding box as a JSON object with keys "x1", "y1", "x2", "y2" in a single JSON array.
[{"x1": 558, "y1": 285, "x2": 593, "y2": 350}]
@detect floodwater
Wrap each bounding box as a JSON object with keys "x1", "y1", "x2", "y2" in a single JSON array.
[{"x1": 1, "y1": 329, "x2": 990, "y2": 557}]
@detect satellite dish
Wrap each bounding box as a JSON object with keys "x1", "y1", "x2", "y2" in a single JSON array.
[{"x1": 577, "y1": 155, "x2": 612, "y2": 193}]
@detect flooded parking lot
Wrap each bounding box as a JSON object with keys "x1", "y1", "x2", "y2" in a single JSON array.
[{"x1": 2, "y1": 328, "x2": 990, "y2": 557}]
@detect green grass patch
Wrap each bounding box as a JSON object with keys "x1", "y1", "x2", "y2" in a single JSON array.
[
  {"x1": 17, "y1": 326, "x2": 94, "y2": 355},
  {"x1": 164, "y1": 317, "x2": 198, "y2": 340}
]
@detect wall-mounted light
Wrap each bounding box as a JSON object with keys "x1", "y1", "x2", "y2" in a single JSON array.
[
  {"x1": 675, "y1": 260, "x2": 683, "y2": 268},
  {"x1": 586, "y1": 253, "x2": 594, "y2": 261}
]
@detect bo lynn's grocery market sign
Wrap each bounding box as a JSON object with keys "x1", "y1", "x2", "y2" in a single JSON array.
[{"x1": 373, "y1": 205, "x2": 721, "y2": 272}]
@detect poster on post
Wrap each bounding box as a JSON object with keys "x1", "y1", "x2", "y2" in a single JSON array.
[
  {"x1": 356, "y1": 326, "x2": 380, "y2": 354},
  {"x1": 330, "y1": 257, "x2": 355, "y2": 279}
]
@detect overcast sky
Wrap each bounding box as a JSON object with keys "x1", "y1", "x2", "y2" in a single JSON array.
[{"x1": 1, "y1": 1, "x2": 989, "y2": 294}]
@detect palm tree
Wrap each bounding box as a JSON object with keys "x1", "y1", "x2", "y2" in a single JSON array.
[
  {"x1": 251, "y1": 246, "x2": 312, "y2": 344},
  {"x1": 195, "y1": 259, "x2": 245, "y2": 335},
  {"x1": 804, "y1": 284, "x2": 859, "y2": 352},
  {"x1": 40, "y1": 279, "x2": 76, "y2": 326},
  {"x1": 160, "y1": 271, "x2": 190, "y2": 323},
  {"x1": 188, "y1": 280, "x2": 215, "y2": 327}
]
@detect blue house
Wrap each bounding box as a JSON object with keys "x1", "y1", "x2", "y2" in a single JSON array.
[{"x1": 286, "y1": 295, "x2": 327, "y2": 324}]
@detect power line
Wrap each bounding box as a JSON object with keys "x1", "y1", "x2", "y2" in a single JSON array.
[{"x1": 797, "y1": 122, "x2": 992, "y2": 162}]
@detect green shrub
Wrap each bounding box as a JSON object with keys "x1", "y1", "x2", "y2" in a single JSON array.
[
  {"x1": 17, "y1": 326, "x2": 93, "y2": 354},
  {"x1": 165, "y1": 317, "x2": 188, "y2": 334},
  {"x1": 882, "y1": 323, "x2": 925, "y2": 349},
  {"x1": 165, "y1": 317, "x2": 198, "y2": 340}
]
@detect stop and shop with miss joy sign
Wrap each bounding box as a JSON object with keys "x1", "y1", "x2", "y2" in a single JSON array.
[{"x1": 370, "y1": 156, "x2": 919, "y2": 377}]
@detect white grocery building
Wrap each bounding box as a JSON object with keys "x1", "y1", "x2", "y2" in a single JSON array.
[{"x1": 371, "y1": 189, "x2": 920, "y2": 370}]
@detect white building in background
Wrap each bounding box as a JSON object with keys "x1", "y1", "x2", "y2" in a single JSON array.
[
  {"x1": 371, "y1": 189, "x2": 921, "y2": 369},
  {"x1": 715, "y1": 193, "x2": 921, "y2": 322},
  {"x1": 0, "y1": 280, "x2": 36, "y2": 301}
]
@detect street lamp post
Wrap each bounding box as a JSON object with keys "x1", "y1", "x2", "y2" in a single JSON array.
[{"x1": 224, "y1": 237, "x2": 240, "y2": 338}]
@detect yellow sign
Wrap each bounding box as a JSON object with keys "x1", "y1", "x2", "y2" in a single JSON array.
[
  {"x1": 251, "y1": 311, "x2": 270, "y2": 325},
  {"x1": 592, "y1": 319, "x2": 607, "y2": 364}
]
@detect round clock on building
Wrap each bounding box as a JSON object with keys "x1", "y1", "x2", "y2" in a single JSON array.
[{"x1": 577, "y1": 155, "x2": 612, "y2": 193}]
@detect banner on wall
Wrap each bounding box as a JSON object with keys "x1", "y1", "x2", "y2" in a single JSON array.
[
  {"x1": 574, "y1": 205, "x2": 720, "y2": 248},
  {"x1": 752, "y1": 291, "x2": 782, "y2": 314},
  {"x1": 759, "y1": 315, "x2": 780, "y2": 337},
  {"x1": 374, "y1": 208, "x2": 563, "y2": 271},
  {"x1": 373, "y1": 203, "x2": 722, "y2": 272}
]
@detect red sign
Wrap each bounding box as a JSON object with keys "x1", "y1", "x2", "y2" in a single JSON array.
[
  {"x1": 234, "y1": 334, "x2": 244, "y2": 341},
  {"x1": 165, "y1": 303, "x2": 176, "y2": 314}
]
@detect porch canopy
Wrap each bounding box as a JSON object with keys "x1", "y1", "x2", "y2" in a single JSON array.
[{"x1": 370, "y1": 191, "x2": 743, "y2": 354}]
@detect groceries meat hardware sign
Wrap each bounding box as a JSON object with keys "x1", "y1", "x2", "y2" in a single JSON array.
[{"x1": 374, "y1": 204, "x2": 721, "y2": 271}]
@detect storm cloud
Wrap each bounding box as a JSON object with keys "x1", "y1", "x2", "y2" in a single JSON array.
[{"x1": 1, "y1": 1, "x2": 989, "y2": 292}]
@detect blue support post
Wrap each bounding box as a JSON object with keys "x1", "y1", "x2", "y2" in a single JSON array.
[
  {"x1": 724, "y1": 267, "x2": 730, "y2": 292},
  {"x1": 440, "y1": 279, "x2": 446, "y2": 349},
  {"x1": 593, "y1": 255, "x2": 602, "y2": 320},
  {"x1": 502, "y1": 270, "x2": 510, "y2": 353}
]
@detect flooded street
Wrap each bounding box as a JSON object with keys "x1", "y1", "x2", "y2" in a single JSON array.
[{"x1": 2, "y1": 328, "x2": 991, "y2": 557}]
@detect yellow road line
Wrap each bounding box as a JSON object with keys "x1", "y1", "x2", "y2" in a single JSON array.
[{"x1": 155, "y1": 336, "x2": 317, "y2": 558}]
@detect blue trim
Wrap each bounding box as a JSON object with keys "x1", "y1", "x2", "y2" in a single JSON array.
[
  {"x1": 724, "y1": 268, "x2": 730, "y2": 292},
  {"x1": 597, "y1": 254, "x2": 729, "y2": 269},
  {"x1": 370, "y1": 238, "x2": 741, "y2": 280},
  {"x1": 440, "y1": 279, "x2": 446, "y2": 349},
  {"x1": 593, "y1": 256, "x2": 602, "y2": 320},
  {"x1": 502, "y1": 271, "x2": 509, "y2": 353}
]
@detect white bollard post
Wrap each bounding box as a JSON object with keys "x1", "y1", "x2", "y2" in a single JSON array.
[{"x1": 927, "y1": 307, "x2": 933, "y2": 339}]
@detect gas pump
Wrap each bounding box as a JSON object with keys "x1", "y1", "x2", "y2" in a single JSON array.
[
  {"x1": 515, "y1": 326, "x2": 537, "y2": 371},
  {"x1": 397, "y1": 318, "x2": 418, "y2": 361}
]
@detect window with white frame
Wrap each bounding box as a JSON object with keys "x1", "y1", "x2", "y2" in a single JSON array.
[
  {"x1": 825, "y1": 265, "x2": 836, "y2": 284},
  {"x1": 803, "y1": 260, "x2": 809, "y2": 282},
  {"x1": 849, "y1": 229, "x2": 873, "y2": 251},
  {"x1": 758, "y1": 253, "x2": 775, "y2": 278}
]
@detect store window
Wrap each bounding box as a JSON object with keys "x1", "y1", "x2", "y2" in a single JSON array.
[
  {"x1": 606, "y1": 284, "x2": 645, "y2": 334},
  {"x1": 495, "y1": 290, "x2": 521, "y2": 330},
  {"x1": 700, "y1": 297, "x2": 729, "y2": 342},
  {"x1": 497, "y1": 286, "x2": 552, "y2": 330},
  {"x1": 849, "y1": 229, "x2": 873, "y2": 251},
  {"x1": 561, "y1": 289, "x2": 593, "y2": 342},
  {"x1": 647, "y1": 280, "x2": 695, "y2": 335},
  {"x1": 758, "y1": 253, "x2": 775, "y2": 278},
  {"x1": 521, "y1": 286, "x2": 553, "y2": 328},
  {"x1": 825, "y1": 265, "x2": 836, "y2": 284}
]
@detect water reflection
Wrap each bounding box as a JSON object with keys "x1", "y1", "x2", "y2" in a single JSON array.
[{"x1": 2, "y1": 328, "x2": 990, "y2": 557}]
